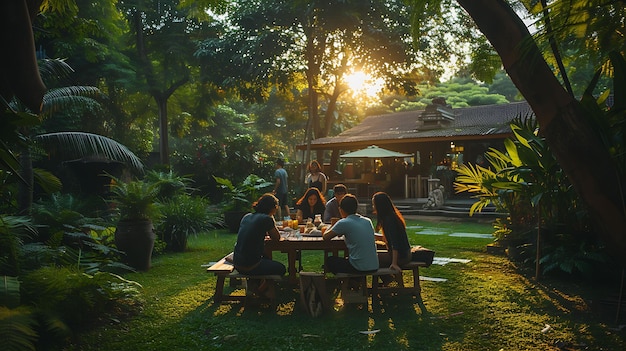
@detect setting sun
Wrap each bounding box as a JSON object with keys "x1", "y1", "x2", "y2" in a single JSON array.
[{"x1": 344, "y1": 70, "x2": 383, "y2": 99}]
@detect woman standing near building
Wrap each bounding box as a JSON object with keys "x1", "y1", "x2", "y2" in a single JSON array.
[{"x1": 305, "y1": 160, "x2": 327, "y2": 195}]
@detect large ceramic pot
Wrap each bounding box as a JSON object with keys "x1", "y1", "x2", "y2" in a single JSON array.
[
  {"x1": 224, "y1": 211, "x2": 248, "y2": 233},
  {"x1": 115, "y1": 219, "x2": 156, "y2": 271}
]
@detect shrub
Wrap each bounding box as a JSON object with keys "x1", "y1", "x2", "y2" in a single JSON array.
[{"x1": 157, "y1": 194, "x2": 223, "y2": 252}]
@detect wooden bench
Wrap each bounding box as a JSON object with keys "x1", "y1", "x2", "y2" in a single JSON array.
[
  {"x1": 206, "y1": 253, "x2": 283, "y2": 306},
  {"x1": 333, "y1": 261, "x2": 428, "y2": 309}
]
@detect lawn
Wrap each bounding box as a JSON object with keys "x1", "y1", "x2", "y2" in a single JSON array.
[{"x1": 65, "y1": 217, "x2": 626, "y2": 351}]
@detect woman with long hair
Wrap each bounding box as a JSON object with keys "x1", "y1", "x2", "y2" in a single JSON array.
[
  {"x1": 372, "y1": 192, "x2": 411, "y2": 273},
  {"x1": 304, "y1": 160, "x2": 327, "y2": 194},
  {"x1": 295, "y1": 187, "x2": 326, "y2": 222}
]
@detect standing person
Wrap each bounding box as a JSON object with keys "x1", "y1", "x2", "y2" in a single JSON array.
[
  {"x1": 272, "y1": 158, "x2": 290, "y2": 219},
  {"x1": 305, "y1": 160, "x2": 328, "y2": 195},
  {"x1": 372, "y1": 192, "x2": 412, "y2": 274},
  {"x1": 295, "y1": 187, "x2": 326, "y2": 222},
  {"x1": 233, "y1": 193, "x2": 286, "y2": 276},
  {"x1": 322, "y1": 194, "x2": 379, "y2": 274},
  {"x1": 323, "y1": 183, "x2": 347, "y2": 223}
]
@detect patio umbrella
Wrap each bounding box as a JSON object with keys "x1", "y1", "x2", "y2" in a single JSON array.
[{"x1": 340, "y1": 145, "x2": 412, "y2": 158}]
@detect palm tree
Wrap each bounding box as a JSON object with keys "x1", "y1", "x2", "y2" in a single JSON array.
[{"x1": 2, "y1": 58, "x2": 144, "y2": 214}]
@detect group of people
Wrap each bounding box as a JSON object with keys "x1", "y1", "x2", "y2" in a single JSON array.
[
  {"x1": 272, "y1": 158, "x2": 330, "y2": 222},
  {"x1": 232, "y1": 158, "x2": 412, "y2": 283}
]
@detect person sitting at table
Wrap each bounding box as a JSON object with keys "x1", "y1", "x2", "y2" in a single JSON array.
[
  {"x1": 322, "y1": 194, "x2": 379, "y2": 274},
  {"x1": 372, "y1": 192, "x2": 411, "y2": 283},
  {"x1": 295, "y1": 187, "x2": 326, "y2": 222},
  {"x1": 323, "y1": 183, "x2": 347, "y2": 223},
  {"x1": 305, "y1": 160, "x2": 328, "y2": 194},
  {"x1": 233, "y1": 193, "x2": 286, "y2": 277}
]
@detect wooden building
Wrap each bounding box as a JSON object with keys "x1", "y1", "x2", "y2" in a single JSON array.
[{"x1": 298, "y1": 98, "x2": 533, "y2": 199}]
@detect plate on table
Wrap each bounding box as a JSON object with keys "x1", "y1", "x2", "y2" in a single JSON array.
[{"x1": 302, "y1": 229, "x2": 322, "y2": 237}]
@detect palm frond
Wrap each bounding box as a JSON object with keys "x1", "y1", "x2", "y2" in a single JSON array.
[
  {"x1": 41, "y1": 86, "x2": 102, "y2": 116},
  {"x1": 37, "y1": 58, "x2": 75, "y2": 84},
  {"x1": 34, "y1": 132, "x2": 144, "y2": 174}
]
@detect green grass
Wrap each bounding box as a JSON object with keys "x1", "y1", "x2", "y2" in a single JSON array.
[{"x1": 65, "y1": 217, "x2": 626, "y2": 351}]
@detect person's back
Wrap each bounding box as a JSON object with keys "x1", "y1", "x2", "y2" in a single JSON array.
[
  {"x1": 322, "y1": 194, "x2": 378, "y2": 273},
  {"x1": 233, "y1": 194, "x2": 286, "y2": 276}
]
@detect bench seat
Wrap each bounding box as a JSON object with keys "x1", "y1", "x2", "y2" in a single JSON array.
[
  {"x1": 333, "y1": 261, "x2": 428, "y2": 308},
  {"x1": 206, "y1": 254, "x2": 282, "y2": 306}
]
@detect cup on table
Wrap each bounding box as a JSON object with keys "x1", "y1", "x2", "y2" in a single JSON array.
[{"x1": 331, "y1": 217, "x2": 340, "y2": 226}]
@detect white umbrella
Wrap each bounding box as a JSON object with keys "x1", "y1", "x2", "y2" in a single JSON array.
[{"x1": 340, "y1": 145, "x2": 412, "y2": 158}]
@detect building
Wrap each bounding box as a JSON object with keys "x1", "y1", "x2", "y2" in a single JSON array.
[{"x1": 298, "y1": 99, "x2": 533, "y2": 199}]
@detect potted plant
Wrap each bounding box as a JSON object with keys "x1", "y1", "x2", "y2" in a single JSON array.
[
  {"x1": 109, "y1": 177, "x2": 160, "y2": 271},
  {"x1": 214, "y1": 174, "x2": 273, "y2": 233}
]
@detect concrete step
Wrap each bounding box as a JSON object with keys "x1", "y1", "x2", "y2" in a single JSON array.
[{"x1": 392, "y1": 198, "x2": 508, "y2": 220}]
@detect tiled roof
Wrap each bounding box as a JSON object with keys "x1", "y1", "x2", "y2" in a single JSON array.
[{"x1": 306, "y1": 101, "x2": 532, "y2": 149}]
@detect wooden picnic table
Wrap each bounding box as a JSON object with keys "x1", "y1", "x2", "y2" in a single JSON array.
[{"x1": 263, "y1": 233, "x2": 348, "y2": 285}]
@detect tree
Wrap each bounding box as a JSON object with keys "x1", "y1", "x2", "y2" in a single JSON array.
[
  {"x1": 197, "y1": 0, "x2": 439, "y2": 169},
  {"x1": 13, "y1": 59, "x2": 144, "y2": 213},
  {"x1": 409, "y1": 0, "x2": 626, "y2": 262},
  {"x1": 117, "y1": 0, "x2": 226, "y2": 166},
  {"x1": 0, "y1": 0, "x2": 46, "y2": 113}
]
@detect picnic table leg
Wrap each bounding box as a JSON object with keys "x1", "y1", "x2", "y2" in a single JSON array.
[
  {"x1": 371, "y1": 275, "x2": 380, "y2": 306},
  {"x1": 214, "y1": 274, "x2": 226, "y2": 303},
  {"x1": 286, "y1": 249, "x2": 298, "y2": 285}
]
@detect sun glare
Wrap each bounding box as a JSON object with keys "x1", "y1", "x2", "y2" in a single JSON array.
[{"x1": 344, "y1": 70, "x2": 383, "y2": 99}]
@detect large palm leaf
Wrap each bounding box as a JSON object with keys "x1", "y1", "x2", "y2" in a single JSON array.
[{"x1": 34, "y1": 132, "x2": 144, "y2": 175}]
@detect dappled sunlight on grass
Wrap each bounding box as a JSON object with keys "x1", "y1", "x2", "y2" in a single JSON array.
[
  {"x1": 65, "y1": 222, "x2": 626, "y2": 351},
  {"x1": 213, "y1": 302, "x2": 235, "y2": 316},
  {"x1": 275, "y1": 301, "x2": 296, "y2": 316}
]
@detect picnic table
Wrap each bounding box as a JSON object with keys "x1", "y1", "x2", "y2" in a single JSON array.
[{"x1": 263, "y1": 232, "x2": 347, "y2": 285}]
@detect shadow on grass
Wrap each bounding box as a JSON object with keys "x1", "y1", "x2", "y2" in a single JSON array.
[{"x1": 181, "y1": 281, "x2": 445, "y2": 351}]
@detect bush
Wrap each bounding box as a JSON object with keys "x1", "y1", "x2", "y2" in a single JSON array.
[
  {"x1": 157, "y1": 195, "x2": 223, "y2": 252},
  {"x1": 20, "y1": 267, "x2": 142, "y2": 329}
]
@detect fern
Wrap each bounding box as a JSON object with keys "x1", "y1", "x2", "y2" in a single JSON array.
[{"x1": 0, "y1": 306, "x2": 38, "y2": 351}]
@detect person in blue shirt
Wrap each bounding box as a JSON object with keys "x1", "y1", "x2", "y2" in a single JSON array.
[
  {"x1": 322, "y1": 194, "x2": 378, "y2": 274},
  {"x1": 272, "y1": 158, "x2": 290, "y2": 219},
  {"x1": 323, "y1": 183, "x2": 347, "y2": 223}
]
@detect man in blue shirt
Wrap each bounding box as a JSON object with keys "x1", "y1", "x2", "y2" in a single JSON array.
[
  {"x1": 272, "y1": 158, "x2": 290, "y2": 219},
  {"x1": 322, "y1": 194, "x2": 379, "y2": 273},
  {"x1": 323, "y1": 183, "x2": 347, "y2": 223}
]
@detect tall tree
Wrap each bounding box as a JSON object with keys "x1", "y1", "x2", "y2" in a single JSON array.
[
  {"x1": 197, "y1": 0, "x2": 444, "y2": 167},
  {"x1": 119, "y1": 0, "x2": 224, "y2": 166},
  {"x1": 409, "y1": 0, "x2": 626, "y2": 261}
]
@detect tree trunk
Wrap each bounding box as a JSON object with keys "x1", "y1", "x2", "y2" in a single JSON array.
[
  {"x1": 457, "y1": 0, "x2": 626, "y2": 262},
  {"x1": 0, "y1": 0, "x2": 46, "y2": 113},
  {"x1": 157, "y1": 97, "x2": 169, "y2": 166}
]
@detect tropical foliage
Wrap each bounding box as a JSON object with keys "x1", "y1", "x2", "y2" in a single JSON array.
[
  {"x1": 158, "y1": 194, "x2": 222, "y2": 251},
  {"x1": 214, "y1": 174, "x2": 274, "y2": 213},
  {"x1": 454, "y1": 116, "x2": 607, "y2": 277},
  {"x1": 0, "y1": 199, "x2": 141, "y2": 350}
]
